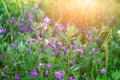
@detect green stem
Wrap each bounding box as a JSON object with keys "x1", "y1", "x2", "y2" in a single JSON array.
[
  {"x1": 2, "y1": 9, "x2": 23, "y2": 42},
  {"x1": 99, "y1": 28, "x2": 112, "y2": 52},
  {"x1": 105, "y1": 41, "x2": 109, "y2": 70},
  {"x1": 68, "y1": 56, "x2": 70, "y2": 79},
  {"x1": 91, "y1": 57, "x2": 94, "y2": 79},
  {"x1": 49, "y1": 69, "x2": 52, "y2": 80},
  {"x1": 2, "y1": 0, "x2": 10, "y2": 18},
  {"x1": 67, "y1": 48, "x2": 71, "y2": 79}
]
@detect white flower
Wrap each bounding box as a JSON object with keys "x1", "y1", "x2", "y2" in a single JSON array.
[
  {"x1": 44, "y1": 17, "x2": 50, "y2": 23},
  {"x1": 117, "y1": 30, "x2": 120, "y2": 34},
  {"x1": 45, "y1": 39, "x2": 50, "y2": 45}
]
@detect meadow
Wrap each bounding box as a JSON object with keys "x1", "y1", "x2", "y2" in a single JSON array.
[{"x1": 0, "y1": 0, "x2": 120, "y2": 80}]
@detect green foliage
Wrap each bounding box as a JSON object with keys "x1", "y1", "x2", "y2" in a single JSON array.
[
  {"x1": 112, "y1": 70, "x2": 120, "y2": 80},
  {"x1": 0, "y1": 0, "x2": 120, "y2": 80},
  {"x1": 65, "y1": 25, "x2": 78, "y2": 42}
]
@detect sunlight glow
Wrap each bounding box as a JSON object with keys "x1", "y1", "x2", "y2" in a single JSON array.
[{"x1": 76, "y1": 0, "x2": 98, "y2": 9}]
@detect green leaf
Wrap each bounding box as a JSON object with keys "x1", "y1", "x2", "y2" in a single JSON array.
[
  {"x1": 112, "y1": 70, "x2": 120, "y2": 80},
  {"x1": 22, "y1": 77, "x2": 29, "y2": 80},
  {"x1": 66, "y1": 25, "x2": 77, "y2": 42}
]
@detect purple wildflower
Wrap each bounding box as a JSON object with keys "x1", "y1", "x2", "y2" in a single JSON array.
[
  {"x1": 15, "y1": 76, "x2": 21, "y2": 80},
  {"x1": 20, "y1": 18, "x2": 24, "y2": 22},
  {"x1": 59, "y1": 51, "x2": 63, "y2": 55},
  {"x1": 34, "y1": 67, "x2": 39, "y2": 72},
  {"x1": 29, "y1": 22, "x2": 33, "y2": 28},
  {"x1": 52, "y1": 44, "x2": 58, "y2": 54},
  {"x1": 20, "y1": 27, "x2": 28, "y2": 33},
  {"x1": 92, "y1": 48, "x2": 95, "y2": 51},
  {"x1": 55, "y1": 23, "x2": 64, "y2": 31},
  {"x1": 73, "y1": 41, "x2": 77, "y2": 48},
  {"x1": 40, "y1": 48, "x2": 44, "y2": 52},
  {"x1": 54, "y1": 47, "x2": 58, "y2": 54},
  {"x1": 45, "y1": 39, "x2": 51, "y2": 47},
  {"x1": 10, "y1": 17, "x2": 15, "y2": 23},
  {"x1": 29, "y1": 13, "x2": 34, "y2": 21},
  {"x1": 45, "y1": 70, "x2": 48, "y2": 75},
  {"x1": 50, "y1": 52, "x2": 55, "y2": 57},
  {"x1": 87, "y1": 31, "x2": 92, "y2": 36},
  {"x1": 16, "y1": 23, "x2": 21, "y2": 27},
  {"x1": 30, "y1": 71, "x2": 38, "y2": 78},
  {"x1": 64, "y1": 49, "x2": 67, "y2": 54},
  {"x1": 0, "y1": 27, "x2": 6, "y2": 33},
  {"x1": 46, "y1": 63, "x2": 52, "y2": 69},
  {"x1": 64, "y1": 46, "x2": 68, "y2": 55},
  {"x1": 55, "y1": 71, "x2": 64, "y2": 80},
  {"x1": 94, "y1": 37, "x2": 101, "y2": 41},
  {"x1": 36, "y1": 30, "x2": 40, "y2": 34},
  {"x1": 58, "y1": 25, "x2": 64, "y2": 31},
  {"x1": 42, "y1": 25, "x2": 48, "y2": 30},
  {"x1": 77, "y1": 49, "x2": 84, "y2": 54},
  {"x1": 70, "y1": 76, "x2": 76, "y2": 80},
  {"x1": 73, "y1": 50, "x2": 77, "y2": 53},
  {"x1": 96, "y1": 48, "x2": 99, "y2": 52},
  {"x1": 0, "y1": 55, "x2": 3, "y2": 60},
  {"x1": 3, "y1": 66, "x2": 7, "y2": 70},
  {"x1": 14, "y1": 41, "x2": 17, "y2": 44},
  {"x1": 82, "y1": 44, "x2": 87, "y2": 49},
  {"x1": 88, "y1": 53, "x2": 92, "y2": 57},
  {"x1": 71, "y1": 60, "x2": 75, "y2": 65},
  {"x1": 100, "y1": 68, "x2": 106, "y2": 74},
  {"x1": 38, "y1": 37, "x2": 42, "y2": 42},
  {"x1": 52, "y1": 37, "x2": 58, "y2": 42},
  {"x1": 89, "y1": 36, "x2": 93, "y2": 42},
  {"x1": 11, "y1": 43, "x2": 16, "y2": 48},
  {"x1": 62, "y1": 27, "x2": 66, "y2": 31},
  {"x1": 28, "y1": 48, "x2": 31, "y2": 53},
  {"x1": 97, "y1": 59, "x2": 101, "y2": 63},
  {"x1": 58, "y1": 42, "x2": 62, "y2": 47},
  {"x1": 27, "y1": 40, "x2": 30, "y2": 44},
  {"x1": 1, "y1": 72, "x2": 5, "y2": 77},
  {"x1": 30, "y1": 38, "x2": 36, "y2": 43}
]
